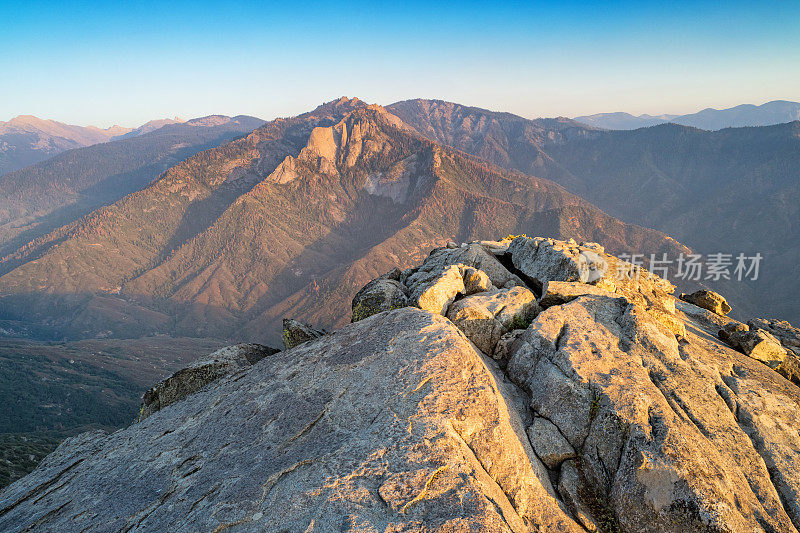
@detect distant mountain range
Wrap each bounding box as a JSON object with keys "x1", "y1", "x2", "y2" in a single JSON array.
[
  {"x1": 0, "y1": 115, "x2": 189, "y2": 176},
  {"x1": 0, "y1": 98, "x2": 687, "y2": 345},
  {"x1": 0, "y1": 114, "x2": 265, "y2": 256},
  {"x1": 575, "y1": 100, "x2": 800, "y2": 130},
  {"x1": 110, "y1": 117, "x2": 185, "y2": 140},
  {"x1": 0, "y1": 97, "x2": 796, "y2": 345},
  {"x1": 0, "y1": 97, "x2": 797, "y2": 488},
  {"x1": 389, "y1": 100, "x2": 799, "y2": 323}
]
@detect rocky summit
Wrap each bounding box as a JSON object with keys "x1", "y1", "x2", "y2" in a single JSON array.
[{"x1": 2, "y1": 236, "x2": 800, "y2": 532}]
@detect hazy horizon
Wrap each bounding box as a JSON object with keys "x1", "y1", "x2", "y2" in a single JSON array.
[
  {"x1": 2, "y1": 96, "x2": 799, "y2": 130},
  {"x1": 3, "y1": 1, "x2": 799, "y2": 128}
]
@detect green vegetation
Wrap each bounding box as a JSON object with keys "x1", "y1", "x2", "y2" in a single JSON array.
[
  {"x1": 589, "y1": 393, "x2": 601, "y2": 422},
  {"x1": 0, "y1": 336, "x2": 225, "y2": 488},
  {"x1": 0, "y1": 345, "x2": 144, "y2": 434},
  {"x1": 0, "y1": 433, "x2": 62, "y2": 488},
  {"x1": 573, "y1": 457, "x2": 622, "y2": 533},
  {"x1": 509, "y1": 314, "x2": 533, "y2": 331}
]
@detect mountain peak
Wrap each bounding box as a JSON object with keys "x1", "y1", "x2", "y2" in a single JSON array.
[
  {"x1": 333, "y1": 95, "x2": 360, "y2": 105},
  {"x1": 303, "y1": 96, "x2": 367, "y2": 118},
  {"x1": 7, "y1": 114, "x2": 49, "y2": 125}
]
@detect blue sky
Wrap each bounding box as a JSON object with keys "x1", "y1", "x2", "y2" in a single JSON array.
[{"x1": 1, "y1": 0, "x2": 798, "y2": 127}]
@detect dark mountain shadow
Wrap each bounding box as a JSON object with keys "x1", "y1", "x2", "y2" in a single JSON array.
[
  {"x1": 247, "y1": 192, "x2": 415, "y2": 318},
  {"x1": 158, "y1": 152, "x2": 292, "y2": 260}
]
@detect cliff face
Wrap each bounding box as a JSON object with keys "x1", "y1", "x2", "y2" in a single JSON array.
[{"x1": 2, "y1": 237, "x2": 799, "y2": 532}]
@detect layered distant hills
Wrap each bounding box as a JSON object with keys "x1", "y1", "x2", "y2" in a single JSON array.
[
  {"x1": 0, "y1": 115, "x2": 265, "y2": 256},
  {"x1": 0, "y1": 97, "x2": 796, "y2": 346},
  {"x1": 575, "y1": 99, "x2": 800, "y2": 130},
  {"x1": 0, "y1": 115, "x2": 130, "y2": 175},
  {"x1": 0, "y1": 115, "x2": 205, "y2": 177},
  {"x1": 110, "y1": 117, "x2": 185, "y2": 140},
  {"x1": 388, "y1": 100, "x2": 799, "y2": 322},
  {"x1": 0, "y1": 98, "x2": 687, "y2": 345}
]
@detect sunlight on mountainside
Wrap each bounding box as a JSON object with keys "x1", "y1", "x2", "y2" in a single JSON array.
[{"x1": 1, "y1": 1, "x2": 798, "y2": 530}]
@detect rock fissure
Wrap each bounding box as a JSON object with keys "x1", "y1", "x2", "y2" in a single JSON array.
[
  {"x1": 446, "y1": 423, "x2": 528, "y2": 532},
  {"x1": 0, "y1": 458, "x2": 85, "y2": 517}
]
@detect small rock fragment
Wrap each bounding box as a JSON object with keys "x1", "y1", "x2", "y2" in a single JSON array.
[
  {"x1": 527, "y1": 417, "x2": 576, "y2": 469},
  {"x1": 283, "y1": 318, "x2": 326, "y2": 349},
  {"x1": 680, "y1": 290, "x2": 731, "y2": 316}
]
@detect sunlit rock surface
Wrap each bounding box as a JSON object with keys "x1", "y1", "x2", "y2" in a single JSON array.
[{"x1": 4, "y1": 236, "x2": 800, "y2": 532}]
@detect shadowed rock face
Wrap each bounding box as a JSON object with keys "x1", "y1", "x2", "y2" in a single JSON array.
[
  {"x1": 138, "y1": 343, "x2": 279, "y2": 420},
  {"x1": 3, "y1": 236, "x2": 800, "y2": 532}
]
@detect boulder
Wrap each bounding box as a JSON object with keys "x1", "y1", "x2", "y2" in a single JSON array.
[
  {"x1": 282, "y1": 318, "x2": 325, "y2": 349},
  {"x1": 412, "y1": 264, "x2": 465, "y2": 315},
  {"x1": 777, "y1": 353, "x2": 800, "y2": 386},
  {"x1": 507, "y1": 236, "x2": 610, "y2": 291},
  {"x1": 351, "y1": 278, "x2": 408, "y2": 322},
  {"x1": 719, "y1": 320, "x2": 749, "y2": 343},
  {"x1": 446, "y1": 286, "x2": 540, "y2": 354},
  {"x1": 680, "y1": 289, "x2": 732, "y2": 316},
  {"x1": 406, "y1": 242, "x2": 522, "y2": 291},
  {"x1": 728, "y1": 328, "x2": 788, "y2": 369},
  {"x1": 504, "y1": 293, "x2": 800, "y2": 531},
  {"x1": 749, "y1": 318, "x2": 800, "y2": 354},
  {"x1": 138, "y1": 343, "x2": 278, "y2": 420},
  {"x1": 410, "y1": 264, "x2": 493, "y2": 315},
  {"x1": 527, "y1": 417, "x2": 576, "y2": 469},
  {"x1": 539, "y1": 280, "x2": 616, "y2": 308}
]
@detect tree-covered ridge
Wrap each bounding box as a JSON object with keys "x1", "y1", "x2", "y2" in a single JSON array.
[{"x1": 0, "y1": 336, "x2": 226, "y2": 487}]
